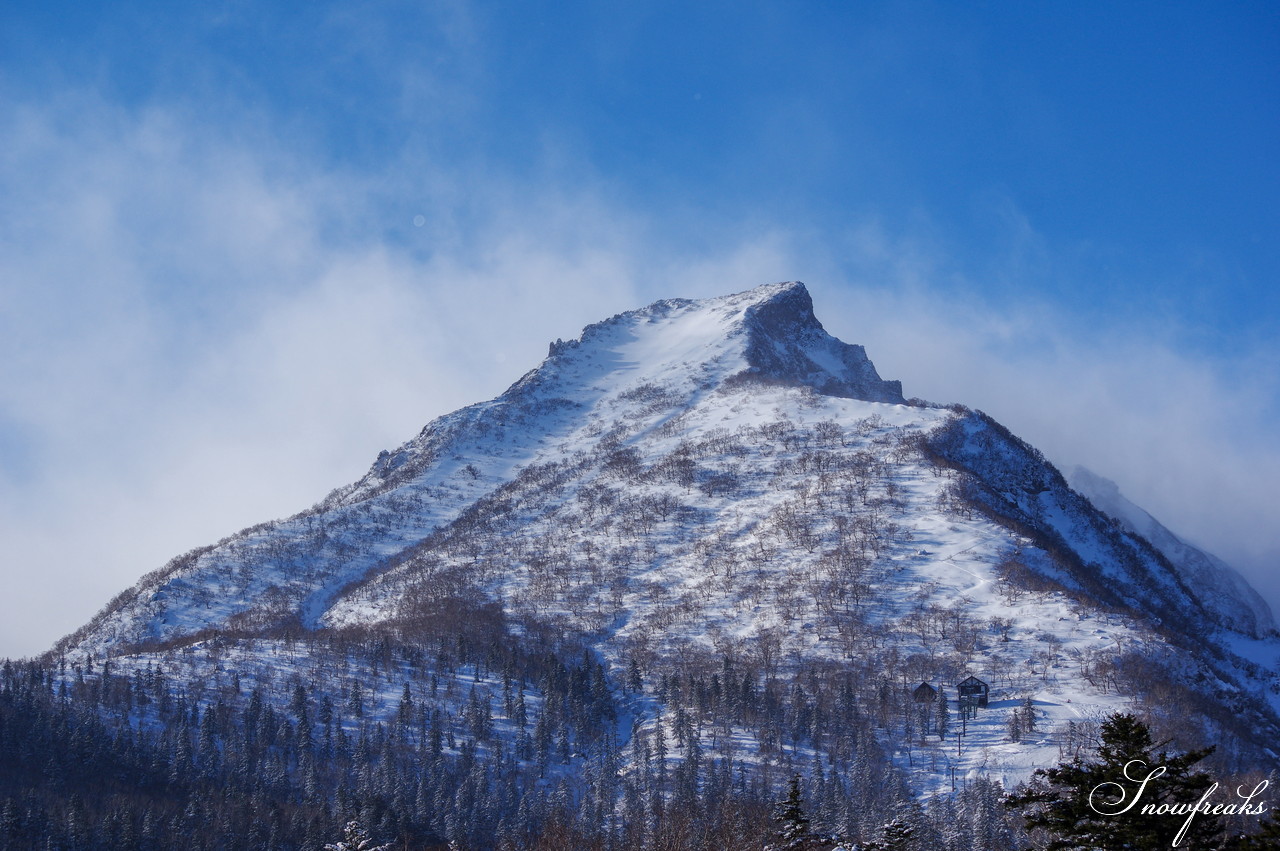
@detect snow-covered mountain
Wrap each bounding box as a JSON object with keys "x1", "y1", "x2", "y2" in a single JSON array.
[
  {"x1": 46, "y1": 282, "x2": 1280, "y2": 843},
  {"x1": 61, "y1": 281, "x2": 905, "y2": 654}
]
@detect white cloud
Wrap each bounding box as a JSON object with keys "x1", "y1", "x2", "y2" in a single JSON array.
[{"x1": 0, "y1": 96, "x2": 661, "y2": 656}]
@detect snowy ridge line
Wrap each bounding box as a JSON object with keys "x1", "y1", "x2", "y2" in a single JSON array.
[
  {"x1": 922, "y1": 408, "x2": 1217, "y2": 640},
  {"x1": 1069, "y1": 465, "x2": 1277, "y2": 639}
]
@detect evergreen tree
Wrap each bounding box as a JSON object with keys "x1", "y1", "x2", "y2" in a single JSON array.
[
  {"x1": 1006, "y1": 712, "x2": 1220, "y2": 850},
  {"x1": 1021, "y1": 696, "x2": 1037, "y2": 735},
  {"x1": 1006, "y1": 707, "x2": 1024, "y2": 743},
  {"x1": 863, "y1": 816, "x2": 914, "y2": 850},
  {"x1": 774, "y1": 774, "x2": 811, "y2": 850}
]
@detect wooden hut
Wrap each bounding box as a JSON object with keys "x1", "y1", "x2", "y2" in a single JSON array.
[{"x1": 957, "y1": 675, "x2": 989, "y2": 708}]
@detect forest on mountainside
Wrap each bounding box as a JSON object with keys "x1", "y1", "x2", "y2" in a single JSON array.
[
  {"x1": 7, "y1": 570, "x2": 1276, "y2": 851},
  {"x1": 3, "y1": 614, "x2": 1022, "y2": 850}
]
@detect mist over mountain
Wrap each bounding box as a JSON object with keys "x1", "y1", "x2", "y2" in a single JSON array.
[{"x1": 15, "y1": 283, "x2": 1279, "y2": 850}]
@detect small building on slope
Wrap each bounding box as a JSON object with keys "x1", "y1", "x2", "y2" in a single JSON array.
[
  {"x1": 912, "y1": 682, "x2": 938, "y2": 703},
  {"x1": 957, "y1": 675, "x2": 989, "y2": 708}
]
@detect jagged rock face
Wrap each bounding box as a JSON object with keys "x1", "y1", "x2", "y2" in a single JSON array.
[
  {"x1": 518, "y1": 281, "x2": 902, "y2": 403},
  {"x1": 737, "y1": 283, "x2": 904, "y2": 403},
  {"x1": 924, "y1": 413, "x2": 1214, "y2": 635},
  {"x1": 346, "y1": 282, "x2": 900, "y2": 504}
]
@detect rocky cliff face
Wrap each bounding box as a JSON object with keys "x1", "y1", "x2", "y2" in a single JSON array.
[{"x1": 735, "y1": 282, "x2": 904, "y2": 402}]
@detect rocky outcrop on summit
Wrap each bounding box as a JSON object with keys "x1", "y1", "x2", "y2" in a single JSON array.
[
  {"x1": 735, "y1": 282, "x2": 905, "y2": 403},
  {"x1": 515, "y1": 281, "x2": 903, "y2": 404},
  {"x1": 341, "y1": 282, "x2": 903, "y2": 503}
]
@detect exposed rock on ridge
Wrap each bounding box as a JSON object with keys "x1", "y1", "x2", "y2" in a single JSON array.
[{"x1": 737, "y1": 282, "x2": 905, "y2": 403}]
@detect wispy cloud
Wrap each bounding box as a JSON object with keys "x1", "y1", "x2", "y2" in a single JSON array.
[{"x1": 0, "y1": 94, "x2": 648, "y2": 655}]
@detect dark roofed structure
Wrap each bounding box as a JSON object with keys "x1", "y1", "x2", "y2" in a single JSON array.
[
  {"x1": 957, "y1": 675, "x2": 988, "y2": 707},
  {"x1": 912, "y1": 682, "x2": 937, "y2": 703}
]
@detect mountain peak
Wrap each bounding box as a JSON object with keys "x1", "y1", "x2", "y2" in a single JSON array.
[
  {"x1": 740, "y1": 277, "x2": 813, "y2": 308},
  {"x1": 52, "y1": 281, "x2": 1280, "y2": 817},
  {"x1": 735, "y1": 282, "x2": 904, "y2": 402},
  {"x1": 534, "y1": 281, "x2": 904, "y2": 406},
  {"x1": 718, "y1": 278, "x2": 812, "y2": 310}
]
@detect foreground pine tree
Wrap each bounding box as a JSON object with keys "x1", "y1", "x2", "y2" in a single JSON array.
[
  {"x1": 1006, "y1": 713, "x2": 1220, "y2": 849},
  {"x1": 862, "y1": 817, "x2": 915, "y2": 850}
]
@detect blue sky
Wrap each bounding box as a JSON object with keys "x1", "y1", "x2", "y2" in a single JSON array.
[{"x1": 1, "y1": 1, "x2": 1277, "y2": 656}]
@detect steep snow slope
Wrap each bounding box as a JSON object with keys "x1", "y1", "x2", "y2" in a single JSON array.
[
  {"x1": 924, "y1": 414, "x2": 1214, "y2": 636},
  {"x1": 316, "y1": 381, "x2": 1152, "y2": 790},
  {"x1": 1069, "y1": 466, "x2": 1276, "y2": 639}
]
